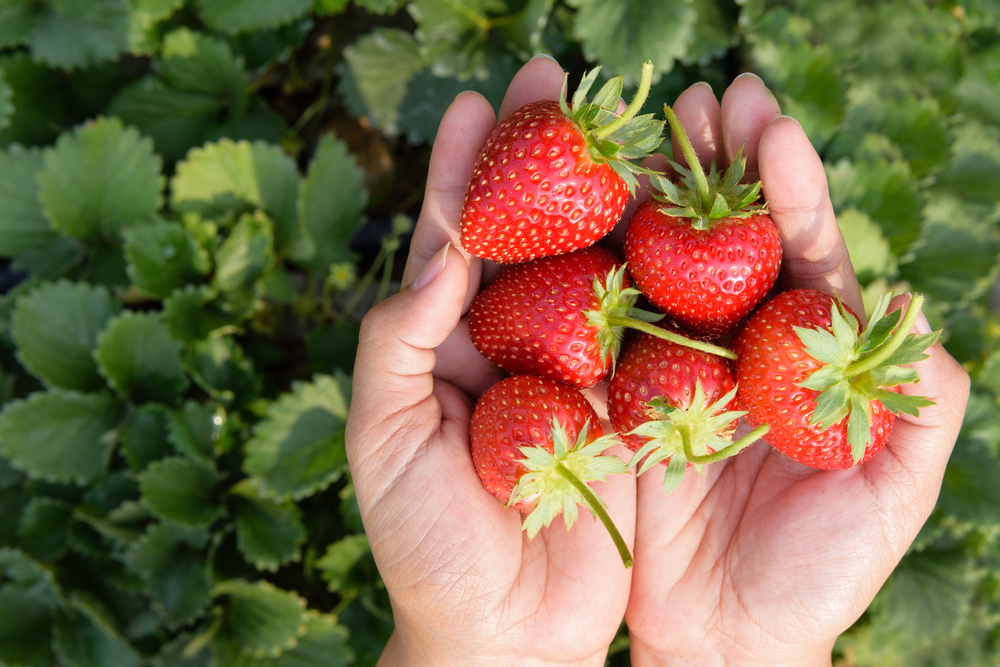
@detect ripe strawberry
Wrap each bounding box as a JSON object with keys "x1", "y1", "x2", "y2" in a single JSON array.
[
  {"x1": 624, "y1": 106, "x2": 782, "y2": 339},
  {"x1": 469, "y1": 374, "x2": 632, "y2": 567},
  {"x1": 468, "y1": 245, "x2": 736, "y2": 388},
  {"x1": 461, "y1": 62, "x2": 663, "y2": 264},
  {"x1": 607, "y1": 327, "x2": 766, "y2": 493},
  {"x1": 730, "y1": 289, "x2": 939, "y2": 469}
]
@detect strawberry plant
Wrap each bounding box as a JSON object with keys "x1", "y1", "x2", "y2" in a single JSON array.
[{"x1": 0, "y1": 1, "x2": 996, "y2": 666}]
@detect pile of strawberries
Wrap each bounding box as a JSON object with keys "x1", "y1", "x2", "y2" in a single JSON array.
[{"x1": 458, "y1": 62, "x2": 938, "y2": 567}]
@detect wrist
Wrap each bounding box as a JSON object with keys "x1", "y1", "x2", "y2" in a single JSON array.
[
  {"x1": 378, "y1": 628, "x2": 610, "y2": 667},
  {"x1": 628, "y1": 635, "x2": 834, "y2": 667}
]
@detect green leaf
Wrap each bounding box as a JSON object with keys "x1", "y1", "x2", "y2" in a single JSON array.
[
  {"x1": 124, "y1": 220, "x2": 211, "y2": 298},
  {"x1": 199, "y1": 0, "x2": 313, "y2": 35},
  {"x1": 211, "y1": 612, "x2": 352, "y2": 667},
  {"x1": 938, "y1": 434, "x2": 1000, "y2": 526},
  {"x1": 0, "y1": 586, "x2": 55, "y2": 666},
  {"x1": 316, "y1": 534, "x2": 370, "y2": 593},
  {"x1": 163, "y1": 285, "x2": 242, "y2": 343},
  {"x1": 95, "y1": 311, "x2": 190, "y2": 405},
  {"x1": 212, "y1": 579, "x2": 307, "y2": 657},
  {"x1": 0, "y1": 144, "x2": 83, "y2": 278},
  {"x1": 229, "y1": 479, "x2": 306, "y2": 572},
  {"x1": 170, "y1": 139, "x2": 299, "y2": 249},
  {"x1": 37, "y1": 116, "x2": 164, "y2": 240},
  {"x1": 120, "y1": 404, "x2": 175, "y2": 471},
  {"x1": 17, "y1": 497, "x2": 73, "y2": 562},
  {"x1": 213, "y1": 211, "x2": 275, "y2": 299},
  {"x1": 291, "y1": 134, "x2": 368, "y2": 272},
  {"x1": 341, "y1": 29, "x2": 424, "y2": 134},
  {"x1": 0, "y1": 390, "x2": 126, "y2": 485},
  {"x1": 12, "y1": 281, "x2": 120, "y2": 391},
  {"x1": 243, "y1": 374, "x2": 350, "y2": 501},
  {"x1": 126, "y1": 522, "x2": 211, "y2": 628},
  {"x1": 138, "y1": 456, "x2": 224, "y2": 528},
  {"x1": 126, "y1": 0, "x2": 185, "y2": 53},
  {"x1": 52, "y1": 592, "x2": 142, "y2": 667},
  {"x1": 0, "y1": 65, "x2": 11, "y2": 131},
  {"x1": 186, "y1": 337, "x2": 261, "y2": 407},
  {"x1": 0, "y1": 0, "x2": 40, "y2": 49},
  {"x1": 29, "y1": 0, "x2": 131, "y2": 71},
  {"x1": 836, "y1": 208, "x2": 895, "y2": 285},
  {"x1": 568, "y1": 0, "x2": 696, "y2": 82},
  {"x1": 407, "y1": 0, "x2": 506, "y2": 81},
  {"x1": 159, "y1": 28, "x2": 248, "y2": 100},
  {"x1": 0, "y1": 53, "x2": 68, "y2": 148},
  {"x1": 167, "y1": 401, "x2": 223, "y2": 461}
]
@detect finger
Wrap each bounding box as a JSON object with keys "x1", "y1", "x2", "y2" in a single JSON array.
[
  {"x1": 863, "y1": 296, "x2": 970, "y2": 538},
  {"x1": 670, "y1": 82, "x2": 723, "y2": 171},
  {"x1": 347, "y1": 244, "x2": 469, "y2": 484},
  {"x1": 719, "y1": 72, "x2": 782, "y2": 184},
  {"x1": 757, "y1": 115, "x2": 864, "y2": 317},
  {"x1": 498, "y1": 54, "x2": 567, "y2": 119}
]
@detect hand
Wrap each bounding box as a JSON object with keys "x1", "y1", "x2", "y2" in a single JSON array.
[
  {"x1": 345, "y1": 55, "x2": 636, "y2": 667},
  {"x1": 623, "y1": 74, "x2": 971, "y2": 665}
]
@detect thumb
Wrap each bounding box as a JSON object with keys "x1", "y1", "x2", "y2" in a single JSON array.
[{"x1": 346, "y1": 243, "x2": 469, "y2": 479}]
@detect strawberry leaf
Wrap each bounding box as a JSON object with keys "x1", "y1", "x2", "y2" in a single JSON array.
[
  {"x1": 340, "y1": 28, "x2": 424, "y2": 135},
  {"x1": 139, "y1": 457, "x2": 224, "y2": 528},
  {"x1": 211, "y1": 579, "x2": 308, "y2": 658},
  {"x1": 0, "y1": 586, "x2": 55, "y2": 665},
  {"x1": 126, "y1": 522, "x2": 211, "y2": 629},
  {"x1": 316, "y1": 534, "x2": 371, "y2": 594},
  {"x1": 124, "y1": 220, "x2": 211, "y2": 299},
  {"x1": 37, "y1": 117, "x2": 164, "y2": 240},
  {"x1": 228, "y1": 479, "x2": 306, "y2": 573},
  {"x1": 12, "y1": 281, "x2": 120, "y2": 392},
  {"x1": 198, "y1": 0, "x2": 312, "y2": 35},
  {"x1": 0, "y1": 65, "x2": 11, "y2": 131},
  {"x1": 53, "y1": 592, "x2": 142, "y2": 667},
  {"x1": 27, "y1": 0, "x2": 131, "y2": 71},
  {"x1": 95, "y1": 311, "x2": 190, "y2": 405},
  {"x1": 120, "y1": 405, "x2": 174, "y2": 471},
  {"x1": 0, "y1": 390, "x2": 126, "y2": 486},
  {"x1": 243, "y1": 374, "x2": 350, "y2": 502}
]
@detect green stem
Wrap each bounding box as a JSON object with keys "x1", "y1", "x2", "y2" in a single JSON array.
[
  {"x1": 593, "y1": 60, "x2": 654, "y2": 140},
  {"x1": 664, "y1": 106, "x2": 712, "y2": 212},
  {"x1": 680, "y1": 424, "x2": 770, "y2": 465},
  {"x1": 553, "y1": 463, "x2": 633, "y2": 569},
  {"x1": 340, "y1": 248, "x2": 385, "y2": 320},
  {"x1": 844, "y1": 294, "x2": 925, "y2": 377},
  {"x1": 605, "y1": 314, "x2": 737, "y2": 360}
]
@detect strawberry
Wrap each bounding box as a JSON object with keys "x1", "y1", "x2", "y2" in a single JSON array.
[
  {"x1": 469, "y1": 374, "x2": 633, "y2": 567},
  {"x1": 730, "y1": 289, "x2": 939, "y2": 469},
  {"x1": 460, "y1": 62, "x2": 663, "y2": 264},
  {"x1": 468, "y1": 245, "x2": 736, "y2": 388},
  {"x1": 607, "y1": 327, "x2": 767, "y2": 493},
  {"x1": 624, "y1": 106, "x2": 782, "y2": 339}
]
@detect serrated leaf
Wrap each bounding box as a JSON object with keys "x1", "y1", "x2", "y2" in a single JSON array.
[
  {"x1": 126, "y1": 0, "x2": 185, "y2": 53},
  {"x1": 37, "y1": 116, "x2": 164, "y2": 240},
  {"x1": 290, "y1": 134, "x2": 367, "y2": 271},
  {"x1": 0, "y1": 52, "x2": 68, "y2": 148},
  {"x1": 341, "y1": 28, "x2": 424, "y2": 134},
  {"x1": 211, "y1": 612, "x2": 352, "y2": 667},
  {"x1": 229, "y1": 480, "x2": 306, "y2": 572},
  {"x1": 138, "y1": 456, "x2": 224, "y2": 528},
  {"x1": 167, "y1": 401, "x2": 223, "y2": 461},
  {"x1": 53, "y1": 592, "x2": 142, "y2": 667},
  {"x1": 0, "y1": 144, "x2": 83, "y2": 278},
  {"x1": 126, "y1": 521, "x2": 211, "y2": 628},
  {"x1": 0, "y1": 586, "x2": 55, "y2": 666},
  {"x1": 568, "y1": 0, "x2": 696, "y2": 83},
  {"x1": 171, "y1": 139, "x2": 299, "y2": 249},
  {"x1": 407, "y1": 0, "x2": 506, "y2": 80},
  {"x1": 213, "y1": 211, "x2": 275, "y2": 299},
  {"x1": 186, "y1": 337, "x2": 261, "y2": 408},
  {"x1": 12, "y1": 280, "x2": 120, "y2": 391},
  {"x1": 17, "y1": 497, "x2": 73, "y2": 562},
  {"x1": 124, "y1": 220, "x2": 211, "y2": 298},
  {"x1": 243, "y1": 374, "x2": 350, "y2": 501},
  {"x1": 938, "y1": 433, "x2": 1000, "y2": 526},
  {"x1": 95, "y1": 311, "x2": 190, "y2": 405},
  {"x1": 316, "y1": 534, "x2": 370, "y2": 593},
  {"x1": 120, "y1": 404, "x2": 175, "y2": 471},
  {"x1": 160, "y1": 27, "x2": 248, "y2": 100},
  {"x1": 212, "y1": 579, "x2": 307, "y2": 657},
  {"x1": 163, "y1": 285, "x2": 242, "y2": 343},
  {"x1": 199, "y1": 0, "x2": 313, "y2": 35},
  {"x1": 0, "y1": 0, "x2": 39, "y2": 49},
  {"x1": 29, "y1": 0, "x2": 131, "y2": 71},
  {"x1": 0, "y1": 390, "x2": 126, "y2": 485}
]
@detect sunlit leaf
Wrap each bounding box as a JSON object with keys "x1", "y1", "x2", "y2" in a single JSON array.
[
  {"x1": 212, "y1": 579, "x2": 307, "y2": 657},
  {"x1": 199, "y1": 0, "x2": 313, "y2": 35},
  {"x1": 95, "y1": 311, "x2": 189, "y2": 405}
]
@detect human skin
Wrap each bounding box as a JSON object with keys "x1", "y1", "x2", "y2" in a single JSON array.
[{"x1": 345, "y1": 55, "x2": 970, "y2": 667}]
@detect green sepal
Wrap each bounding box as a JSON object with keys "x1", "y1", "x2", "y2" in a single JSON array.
[
  {"x1": 556, "y1": 61, "x2": 664, "y2": 195},
  {"x1": 795, "y1": 292, "x2": 940, "y2": 463},
  {"x1": 585, "y1": 264, "x2": 662, "y2": 372}
]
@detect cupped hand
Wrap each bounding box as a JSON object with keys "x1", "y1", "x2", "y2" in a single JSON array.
[
  {"x1": 345, "y1": 55, "x2": 636, "y2": 667},
  {"x1": 623, "y1": 74, "x2": 971, "y2": 666}
]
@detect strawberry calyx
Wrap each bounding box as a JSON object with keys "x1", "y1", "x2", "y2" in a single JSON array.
[
  {"x1": 651, "y1": 105, "x2": 768, "y2": 231},
  {"x1": 795, "y1": 292, "x2": 940, "y2": 464},
  {"x1": 559, "y1": 60, "x2": 664, "y2": 194},
  {"x1": 585, "y1": 264, "x2": 738, "y2": 363},
  {"x1": 508, "y1": 417, "x2": 633, "y2": 568},
  {"x1": 626, "y1": 383, "x2": 769, "y2": 494}
]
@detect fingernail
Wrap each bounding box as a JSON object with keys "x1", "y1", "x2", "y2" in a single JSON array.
[
  {"x1": 530, "y1": 53, "x2": 559, "y2": 64},
  {"x1": 734, "y1": 72, "x2": 764, "y2": 85},
  {"x1": 412, "y1": 243, "x2": 451, "y2": 291},
  {"x1": 691, "y1": 81, "x2": 714, "y2": 92}
]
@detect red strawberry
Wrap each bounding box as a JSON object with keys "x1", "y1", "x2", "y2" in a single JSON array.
[
  {"x1": 730, "y1": 289, "x2": 939, "y2": 469},
  {"x1": 461, "y1": 62, "x2": 663, "y2": 264},
  {"x1": 468, "y1": 246, "x2": 736, "y2": 388},
  {"x1": 469, "y1": 374, "x2": 632, "y2": 567},
  {"x1": 624, "y1": 106, "x2": 782, "y2": 339},
  {"x1": 607, "y1": 327, "x2": 766, "y2": 493}
]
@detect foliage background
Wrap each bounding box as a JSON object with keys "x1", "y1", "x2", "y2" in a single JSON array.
[{"x1": 0, "y1": 0, "x2": 998, "y2": 665}]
